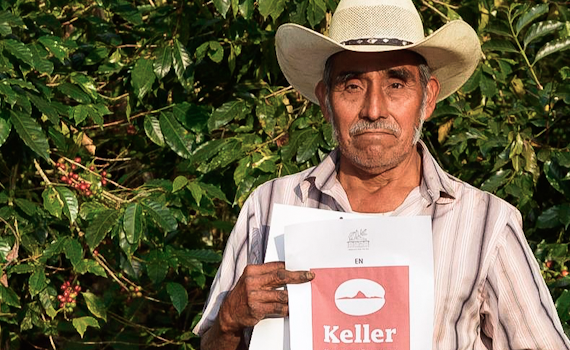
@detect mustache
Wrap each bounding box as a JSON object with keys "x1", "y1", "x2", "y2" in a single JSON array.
[{"x1": 349, "y1": 119, "x2": 401, "y2": 137}]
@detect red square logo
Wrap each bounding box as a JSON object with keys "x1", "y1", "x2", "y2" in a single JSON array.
[{"x1": 310, "y1": 266, "x2": 410, "y2": 350}]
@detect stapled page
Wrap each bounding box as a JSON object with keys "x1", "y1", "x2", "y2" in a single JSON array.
[{"x1": 285, "y1": 216, "x2": 434, "y2": 350}]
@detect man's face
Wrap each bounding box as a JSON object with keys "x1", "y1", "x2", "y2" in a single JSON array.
[{"x1": 316, "y1": 50, "x2": 439, "y2": 175}]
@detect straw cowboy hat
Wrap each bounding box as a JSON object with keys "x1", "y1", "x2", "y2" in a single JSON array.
[{"x1": 275, "y1": 0, "x2": 482, "y2": 104}]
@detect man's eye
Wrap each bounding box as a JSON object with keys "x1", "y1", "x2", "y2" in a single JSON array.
[
  {"x1": 391, "y1": 83, "x2": 404, "y2": 89},
  {"x1": 345, "y1": 84, "x2": 361, "y2": 91}
]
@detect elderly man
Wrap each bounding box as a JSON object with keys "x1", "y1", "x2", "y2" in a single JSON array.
[{"x1": 194, "y1": 0, "x2": 570, "y2": 349}]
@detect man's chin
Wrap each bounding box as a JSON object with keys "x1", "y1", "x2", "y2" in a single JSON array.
[{"x1": 340, "y1": 152, "x2": 400, "y2": 175}]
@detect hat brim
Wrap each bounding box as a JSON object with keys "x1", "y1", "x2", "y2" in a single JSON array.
[{"x1": 276, "y1": 21, "x2": 482, "y2": 104}]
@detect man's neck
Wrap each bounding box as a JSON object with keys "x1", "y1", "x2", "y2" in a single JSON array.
[{"x1": 337, "y1": 149, "x2": 423, "y2": 213}]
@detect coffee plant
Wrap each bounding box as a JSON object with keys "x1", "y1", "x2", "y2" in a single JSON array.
[{"x1": 0, "y1": 0, "x2": 568, "y2": 348}]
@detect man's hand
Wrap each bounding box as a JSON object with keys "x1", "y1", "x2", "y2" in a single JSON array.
[{"x1": 218, "y1": 261, "x2": 315, "y2": 334}]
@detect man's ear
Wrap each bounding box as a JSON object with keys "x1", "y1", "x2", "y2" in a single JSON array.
[
  {"x1": 423, "y1": 76, "x2": 441, "y2": 121},
  {"x1": 315, "y1": 81, "x2": 331, "y2": 123}
]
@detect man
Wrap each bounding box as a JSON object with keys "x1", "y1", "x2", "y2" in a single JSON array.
[{"x1": 194, "y1": 0, "x2": 570, "y2": 349}]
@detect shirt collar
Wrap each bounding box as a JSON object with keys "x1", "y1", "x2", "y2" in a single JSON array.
[
  {"x1": 301, "y1": 140, "x2": 456, "y2": 206},
  {"x1": 417, "y1": 140, "x2": 456, "y2": 205}
]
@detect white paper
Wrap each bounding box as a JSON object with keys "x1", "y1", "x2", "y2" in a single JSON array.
[
  {"x1": 249, "y1": 204, "x2": 434, "y2": 350},
  {"x1": 249, "y1": 204, "x2": 365, "y2": 350},
  {"x1": 285, "y1": 217, "x2": 433, "y2": 350}
]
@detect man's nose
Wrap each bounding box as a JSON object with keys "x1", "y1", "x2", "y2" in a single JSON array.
[{"x1": 361, "y1": 85, "x2": 387, "y2": 121}]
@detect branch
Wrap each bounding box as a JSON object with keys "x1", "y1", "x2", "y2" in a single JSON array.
[
  {"x1": 421, "y1": 0, "x2": 450, "y2": 22},
  {"x1": 92, "y1": 254, "x2": 130, "y2": 292},
  {"x1": 263, "y1": 86, "x2": 293, "y2": 100},
  {"x1": 81, "y1": 105, "x2": 175, "y2": 130},
  {"x1": 431, "y1": 0, "x2": 459, "y2": 10},
  {"x1": 507, "y1": 7, "x2": 543, "y2": 90},
  {"x1": 34, "y1": 160, "x2": 52, "y2": 185},
  {"x1": 107, "y1": 311, "x2": 182, "y2": 345},
  {"x1": 60, "y1": 156, "x2": 131, "y2": 191}
]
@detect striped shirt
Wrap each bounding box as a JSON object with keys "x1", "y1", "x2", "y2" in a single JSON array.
[{"x1": 194, "y1": 141, "x2": 570, "y2": 349}]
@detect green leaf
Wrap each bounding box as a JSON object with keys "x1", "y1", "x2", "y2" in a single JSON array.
[
  {"x1": 84, "y1": 46, "x2": 109, "y2": 66},
  {"x1": 40, "y1": 238, "x2": 66, "y2": 262},
  {"x1": 173, "y1": 176, "x2": 189, "y2": 192},
  {"x1": 28, "y1": 94, "x2": 59, "y2": 125},
  {"x1": 181, "y1": 249, "x2": 222, "y2": 263},
  {"x1": 515, "y1": 4, "x2": 549, "y2": 35},
  {"x1": 28, "y1": 43, "x2": 54, "y2": 74},
  {"x1": 132, "y1": 58, "x2": 156, "y2": 100},
  {"x1": 38, "y1": 36, "x2": 68, "y2": 62},
  {"x1": 172, "y1": 39, "x2": 192, "y2": 87},
  {"x1": 39, "y1": 289, "x2": 57, "y2": 319},
  {"x1": 0, "y1": 11, "x2": 24, "y2": 29},
  {"x1": 534, "y1": 37, "x2": 570, "y2": 65},
  {"x1": 0, "y1": 82, "x2": 17, "y2": 106},
  {"x1": 7, "y1": 78, "x2": 38, "y2": 92},
  {"x1": 119, "y1": 228, "x2": 137, "y2": 257},
  {"x1": 213, "y1": 0, "x2": 231, "y2": 18},
  {"x1": 307, "y1": 0, "x2": 327, "y2": 27},
  {"x1": 82, "y1": 292, "x2": 107, "y2": 321},
  {"x1": 258, "y1": 0, "x2": 286, "y2": 21},
  {"x1": 208, "y1": 41, "x2": 224, "y2": 63},
  {"x1": 0, "y1": 115, "x2": 12, "y2": 148},
  {"x1": 166, "y1": 282, "x2": 188, "y2": 315},
  {"x1": 123, "y1": 203, "x2": 143, "y2": 245},
  {"x1": 556, "y1": 290, "x2": 570, "y2": 323},
  {"x1": 72, "y1": 316, "x2": 99, "y2": 338},
  {"x1": 483, "y1": 23, "x2": 511, "y2": 37},
  {"x1": 114, "y1": 3, "x2": 142, "y2": 25},
  {"x1": 70, "y1": 75, "x2": 98, "y2": 103},
  {"x1": 296, "y1": 130, "x2": 321, "y2": 163},
  {"x1": 199, "y1": 182, "x2": 230, "y2": 204},
  {"x1": 142, "y1": 200, "x2": 178, "y2": 233},
  {"x1": 57, "y1": 83, "x2": 92, "y2": 104},
  {"x1": 186, "y1": 181, "x2": 203, "y2": 204},
  {"x1": 28, "y1": 268, "x2": 46, "y2": 297},
  {"x1": 64, "y1": 238, "x2": 83, "y2": 267},
  {"x1": 55, "y1": 187, "x2": 78, "y2": 224},
  {"x1": 72, "y1": 105, "x2": 89, "y2": 124},
  {"x1": 85, "y1": 210, "x2": 121, "y2": 250},
  {"x1": 482, "y1": 40, "x2": 518, "y2": 53},
  {"x1": 14, "y1": 198, "x2": 38, "y2": 216},
  {"x1": 461, "y1": 67, "x2": 481, "y2": 94},
  {"x1": 239, "y1": 0, "x2": 254, "y2": 19},
  {"x1": 538, "y1": 205, "x2": 570, "y2": 229},
  {"x1": 10, "y1": 110, "x2": 50, "y2": 160},
  {"x1": 208, "y1": 100, "x2": 246, "y2": 131},
  {"x1": 4, "y1": 39, "x2": 33, "y2": 67},
  {"x1": 524, "y1": 21, "x2": 565, "y2": 48},
  {"x1": 160, "y1": 112, "x2": 193, "y2": 159},
  {"x1": 479, "y1": 74, "x2": 497, "y2": 98},
  {"x1": 75, "y1": 259, "x2": 107, "y2": 277},
  {"x1": 480, "y1": 169, "x2": 512, "y2": 192},
  {"x1": 146, "y1": 250, "x2": 168, "y2": 284},
  {"x1": 191, "y1": 139, "x2": 226, "y2": 163},
  {"x1": 234, "y1": 155, "x2": 251, "y2": 185},
  {"x1": 0, "y1": 285, "x2": 20, "y2": 307},
  {"x1": 0, "y1": 23, "x2": 10, "y2": 36},
  {"x1": 154, "y1": 46, "x2": 172, "y2": 80},
  {"x1": 144, "y1": 115, "x2": 165, "y2": 147}
]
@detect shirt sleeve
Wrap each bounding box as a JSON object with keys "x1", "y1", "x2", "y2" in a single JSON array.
[
  {"x1": 480, "y1": 211, "x2": 570, "y2": 349},
  {"x1": 192, "y1": 194, "x2": 260, "y2": 336}
]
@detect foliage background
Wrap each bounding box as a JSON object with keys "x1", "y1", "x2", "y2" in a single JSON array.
[{"x1": 0, "y1": 0, "x2": 569, "y2": 348}]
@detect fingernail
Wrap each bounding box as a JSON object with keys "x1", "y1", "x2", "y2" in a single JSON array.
[{"x1": 307, "y1": 271, "x2": 315, "y2": 280}]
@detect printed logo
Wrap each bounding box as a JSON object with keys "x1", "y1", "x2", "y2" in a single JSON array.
[
  {"x1": 347, "y1": 229, "x2": 369, "y2": 250},
  {"x1": 311, "y1": 266, "x2": 410, "y2": 350},
  {"x1": 334, "y1": 279, "x2": 386, "y2": 316}
]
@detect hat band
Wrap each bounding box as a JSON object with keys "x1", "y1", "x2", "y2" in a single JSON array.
[{"x1": 340, "y1": 38, "x2": 413, "y2": 46}]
